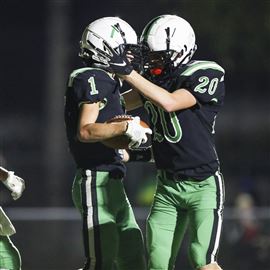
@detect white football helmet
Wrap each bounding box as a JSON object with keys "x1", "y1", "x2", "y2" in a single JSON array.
[
  {"x1": 79, "y1": 17, "x2": 140, "y2": 70},
  {"x1": 140, "y1": 15, "x2": 197, "y2": 77}
]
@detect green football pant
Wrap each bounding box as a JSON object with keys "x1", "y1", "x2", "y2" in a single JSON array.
[
  {"x1": 147, "y1": 170, "x2": 225, "y2": 270},
  {"x1": 72, "y1": 169, "x2": 146, "y2": 270},
  {"x1": 0, "y1": 236, "x2": 21, "y2": 270}
]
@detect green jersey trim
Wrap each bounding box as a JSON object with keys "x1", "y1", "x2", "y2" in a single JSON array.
[
  {"x1": 181, "y1": 61, "x2": 225, "y2": 76},
  {"x1": 68, "y1": 67, "x2": 111, "y2": 87}
]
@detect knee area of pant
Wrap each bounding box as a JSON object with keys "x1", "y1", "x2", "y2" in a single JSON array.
[{"x1": 188, "y1": 247, "x2": 205, "y2": 269}]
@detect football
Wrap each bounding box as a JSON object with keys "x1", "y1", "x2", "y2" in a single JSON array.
[{"x1": 102, "y1": 115, "x2": 150, "y2": 149}]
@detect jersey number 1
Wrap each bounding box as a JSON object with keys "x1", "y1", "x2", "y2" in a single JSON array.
[{"x1": 88, "y1": 76, "x2": 99, "y2": 95}]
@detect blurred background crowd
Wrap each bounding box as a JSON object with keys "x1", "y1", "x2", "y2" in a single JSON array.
[{"x1": 1, "y1": 0, "x2": 270, "y2": 269}]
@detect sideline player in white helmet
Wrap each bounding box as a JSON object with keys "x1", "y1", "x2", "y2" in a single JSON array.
[
  {"x1": 0, "y1": 166, "x2": 25, "y2": 270},
  {"x1": 107, "y1": 14, "x2": 225, "y2": 270}
]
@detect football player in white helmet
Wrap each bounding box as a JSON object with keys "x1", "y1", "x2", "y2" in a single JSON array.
[
  {"x1": 65, "y1": 16, "x2": 149, "y2": 270},
  {"x1": 140, "y1": 14, "x2": 197, "y2": 80},
  {"x1": 79, "y1": 16, "x2": 142, "y2": 73},
  {"x1": 0, "y1": 166, "x2": 25, "y2": 270},
  {"x1": 107, "y1": 14, "x2": 225, "y2": 270}
]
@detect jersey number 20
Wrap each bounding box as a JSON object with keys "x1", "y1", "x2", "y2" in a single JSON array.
[{"x1": 144, "y1": 101, "x2": 182, "y2": 143}]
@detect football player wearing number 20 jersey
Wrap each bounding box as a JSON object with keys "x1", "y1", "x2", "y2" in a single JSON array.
[
  {"x1": 64, "y1": 17, "x2": 149, "y2": 270},
  {"x1": 109, "y1": 15, "x2": 225, "y2": 270}
]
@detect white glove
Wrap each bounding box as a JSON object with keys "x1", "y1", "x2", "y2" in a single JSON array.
[
  {"x1": 125, "y1": 116, "x2": 152, "y2": 149},
  {"x1": 2, "y1": 171, "x2": 25, "y2": 200}
]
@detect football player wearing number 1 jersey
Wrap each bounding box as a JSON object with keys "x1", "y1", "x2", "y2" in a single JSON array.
[
  {"x1": 64, "y1": 17, "x2": 150, "y2": 270},
  {"x1": 108, "y1": 15, "x2": 225, "y2": 270}
]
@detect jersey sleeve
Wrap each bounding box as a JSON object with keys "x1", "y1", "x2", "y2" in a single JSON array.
[
  {"x1": 182, "y1": 61, "x2": 225, "y2": 105},
  {"x1": 69, "y1": 69, "x2": 112, "y2": 106}
]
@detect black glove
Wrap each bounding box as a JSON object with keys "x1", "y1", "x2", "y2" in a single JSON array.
[{"x1": 103, "y1": 40, "x2": 134, "y2": 75}]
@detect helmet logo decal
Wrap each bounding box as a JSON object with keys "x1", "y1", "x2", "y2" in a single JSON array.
[
  {"x1": 111, "y1": 23, "x2": 127, "y2": 44},
  {"x1": 110, "y1": 25, "x2": 119, "y2": 38},
  {"x1": 165, "y1": 27, "x2": 176, "y2": 50},
  {"x1": 165, "y1": 27, "x2": 170, "y2": 50}
]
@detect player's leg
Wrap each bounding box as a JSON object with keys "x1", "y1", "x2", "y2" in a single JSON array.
[
  {"x1": 188, "y1": 209, "x2": 223, "y2": 270},
  {"x1": 115, "y1": 184, "x2": 146, "y2": 270},
  {"x1": 72, "y1": 170, "x2": 119, "y2": 270},
  {"x1": 187, "y1": 171, "x2": 225, "y2": 270},
  {"x1": 169, "y1": 208, "x2": 190, "y2": 269},
  {"x1": 0, "y1": 236, "x2": 21, "y2": 270},
  {"x1": 146, "y1": 180, "x2": 189, "y2": 270}
]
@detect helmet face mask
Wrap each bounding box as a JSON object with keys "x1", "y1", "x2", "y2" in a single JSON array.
[
  {"x1": 79, "y1": 17, "x2": 141, "y2": 71},
  {"x1": 142, "y1": 47, "x2": 184, "y2": 77},
  {"x1": 140, "y1": 15, "x2": 197, "y2": 78}
]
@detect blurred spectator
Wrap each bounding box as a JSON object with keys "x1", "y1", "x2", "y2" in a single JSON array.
[{"x1": 225, "y1": 192, "x2": 270, "y2": 270}]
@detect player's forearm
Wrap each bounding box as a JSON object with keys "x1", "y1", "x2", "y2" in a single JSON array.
[
  {"x1": 0, "y1": 167, "x2": 8, "y2": 181},
  {"x1": 77, "y1": 122, "x2": 127, "y2": 143},
  {"x1": 123, "y1": 71, "x2": 197, "y2": 112},
  {"x1": 123, "y1": 71, "x2": 176, "y2": 112}
]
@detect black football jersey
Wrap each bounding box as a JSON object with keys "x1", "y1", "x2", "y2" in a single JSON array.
[
  {"x1": 144, "y1": 60, "x2": 225, "y2": 180},
  {"x1": 64, "y1": 67, "x2": 126, "y2": 175}
]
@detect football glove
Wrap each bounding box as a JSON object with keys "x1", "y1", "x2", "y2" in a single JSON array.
[
  {"x1": 125, "y1": 116, "x2": 152, "y2": 149},
  {"x1": 2, "y1": 171, "x2": 25, "y2": 200},
  {"x1": 103, "y1": 40, "x2": 134, "y2": 75}
]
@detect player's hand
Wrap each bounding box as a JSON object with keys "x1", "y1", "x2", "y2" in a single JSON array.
[
  {"x1": 103, "y1": 40, "x2": 134, "y2": 75},
  {"x1": 118, "y1": 149, "x2": 130, "y2": 162},
  {"x1": 125, "y1": 116, "x2": 152, "y2": 149},
  {"x1": 2, "y1": 171, "x2": 25, "y2": 200}
]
